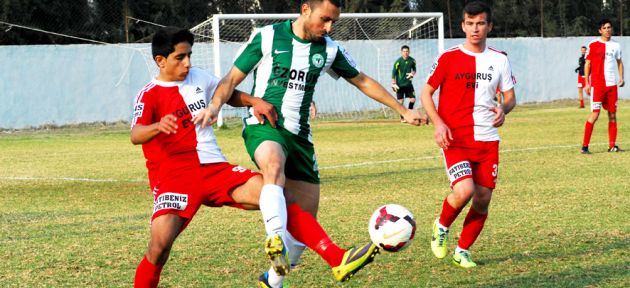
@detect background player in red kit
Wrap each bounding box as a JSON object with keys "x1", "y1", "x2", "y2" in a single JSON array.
[
  {"x1": 131, "y1": 27, "x2": 378, "y2": 288},
  {"x1": 581, "y1": 19, "x2": 625, "y2": 154},
  {"x1": 420, "y1": 1, "x2": 516, "y2": 268}
]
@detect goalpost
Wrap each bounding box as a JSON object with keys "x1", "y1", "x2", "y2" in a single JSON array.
[{"x1": 190, "y1": 13, "x2": 444, "y2": 127}]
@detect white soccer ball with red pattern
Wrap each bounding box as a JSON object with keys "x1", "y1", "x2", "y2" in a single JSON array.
[{"x1": 368, "y1": 204, "x2": 416, "y2": 252}]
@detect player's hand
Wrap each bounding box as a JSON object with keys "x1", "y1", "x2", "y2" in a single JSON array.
[
  {"x1": 619, "y1": 79, "x2": 625, "y2": 87},
  {"x1": 405, "y1": 72, "x2": 414, "y2": 80},
  {"x1": 401, "y1": 109, "x2": 423, "y2": 126},
  {"x1": 391, "y1": 83, "x2": 400, "y2": 92},
  {"x1": 251, "y1": 98, "x2": 278, "y2": 128},
  {"x1": 584, "y1": 83, "x2": 591, "y2": 95},
  {"x1": 490, "y1": 106, "x2": 506, "y2": 127},
  {"x1": 434, "y1": 122, "x2": 452, "y2": 150},
  {"x1": 192, "y1": 105, "x2": 220, "y2": 128},
  {"x1": 158, "y1": 114, "x2": 178, "y2": 135}
]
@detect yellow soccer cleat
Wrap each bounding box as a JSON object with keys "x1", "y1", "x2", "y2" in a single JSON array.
[
  {"x1": 331, "y1": 242, "x2": 379, "y2": 282},
  {"x1": 431, "y1": 218, "x2": 449, "y2": 259},
  {"x1": 265, "y1": 234, "x2": 290, "y2": 276},
  {"x1": 452, "y1": 250, "x2": 477, "y2": 268}
]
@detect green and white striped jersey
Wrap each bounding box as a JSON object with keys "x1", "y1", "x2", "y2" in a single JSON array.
[{"x1": 234, "y1": 20, "x2": 360, "y2": 142}]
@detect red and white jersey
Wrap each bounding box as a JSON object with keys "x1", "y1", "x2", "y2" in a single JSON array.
[
  {"x1": 586, "y1": 39, "x2": 622, "y2": 87},
  {"x1": 132, "y1": 67, "x2": 226, "y2": 164},
  {"x1": 426, "y1": 44, "x2": 515, "y2": 144}
]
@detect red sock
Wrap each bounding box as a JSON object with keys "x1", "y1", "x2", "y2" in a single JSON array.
[
  {"x1": 579, "y1": 99, "x2": 584, "y2": 107},
  {"x1": 583, "y1": 121, "x2": 594, "y2": 147},
  {"x1": 134, "y1": 256, "x2": 163, "y2": 288},
  {"x1": 438, "y1": 197, "x2": 463, "y2": 228},
  {"x1": 458, "y1": 208, "x2": 488, "y2": 250},
  {"x1": 609, "y1": 121, "x2": 617, "y2": 148},
  {"x1": 286, "y1": 203, "x2": 345, "y2": 267}
]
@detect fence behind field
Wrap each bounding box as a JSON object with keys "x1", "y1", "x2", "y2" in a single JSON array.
[{"x1": 1, "y1": 37, "x2": 628, "y2": 129}]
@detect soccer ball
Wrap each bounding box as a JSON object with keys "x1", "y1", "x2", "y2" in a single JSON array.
[{"x1": 368, "y1": 204, "x2": 416, "y2": 252}]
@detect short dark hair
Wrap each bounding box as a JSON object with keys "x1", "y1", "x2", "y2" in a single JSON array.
[
  {"x1": 598, "y1": 19, "x2": 612, "y2": 28},
  {"x1": 462, "y1": 1, "x2": 492, "y2": 24},
  {"x1": 152, "y1": 27, "x2": 194, "y2": 59},
  {"x1": 401, "y1": 45, "x2": 410, "y2": 51},
  {"x1": 581, "y1": 46, "x2": 587, "y2": 49},
  {"x1": 301, "y1": 0, "x2": 342, "y2": 8}
]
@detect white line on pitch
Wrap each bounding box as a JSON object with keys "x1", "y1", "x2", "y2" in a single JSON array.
[
  {"x1": 0, "y1": 176, "x2": 145, "y2": 183},
  {"x1": 319, "y1": 142, "x2": 610, "y2": 170},
  {"x1": 0, "y1": 142, "x2": 614, "y2": 181}
]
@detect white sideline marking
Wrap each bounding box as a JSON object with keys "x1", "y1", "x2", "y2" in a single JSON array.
[
  {"x1": 0, "y1": 142, "x2": 613, "y2": 182},
  {"x1": 0, "y1": 176, "x2": 145, "y2": 183}
]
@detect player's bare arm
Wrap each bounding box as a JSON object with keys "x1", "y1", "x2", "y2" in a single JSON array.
[
  {"x1": 346, "y1": 72, "x2": 425, "y2": 125},
  {"x1": 131, "y1": 114, "x2": 178, "y2": 144},
  {"x1": 227, "y1": 90, "x2": 278, "y2": 128},
  {"x1": 491, "y1": 88, "x2": 516, "y2": 127},
  {"x1": 584, "y1": 59, "x2": 591, "y2": 94},
  {"x1": 420, "y1": 84, "x2": 452, "y2": 149},
  {"x1": 617, "y1": 59, "x2": 626, "y2": 87},
  {"x1": 192, "y1": 67, "x2": 248, "y2": 127}
]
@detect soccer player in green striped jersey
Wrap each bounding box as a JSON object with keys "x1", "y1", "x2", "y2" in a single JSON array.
[{"x1": 195, "y1": 1, "x2": 426, "y2": 285}]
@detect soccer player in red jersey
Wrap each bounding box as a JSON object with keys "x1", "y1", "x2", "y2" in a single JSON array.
[
  {"x1": 420, "y1": 1, "x2": 516, "y2": 268},
  {"x1": 576, "y1": 46, "x2": 587, "y2": 108},
  {"x1": 132, "y1": 27, "x2": 376, "y2": 288},
  {"x1": 581, "y1": 19, "x2": 625, "y2": 154}
]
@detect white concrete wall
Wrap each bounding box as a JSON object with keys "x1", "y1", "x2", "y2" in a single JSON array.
[{"x1": 1, "y1": 36, "x2": 628, "y2": 129}]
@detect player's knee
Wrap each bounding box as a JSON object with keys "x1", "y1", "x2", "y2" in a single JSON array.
[{"x1": 146, "y1": 241, "x2": 173, "y2": 265}]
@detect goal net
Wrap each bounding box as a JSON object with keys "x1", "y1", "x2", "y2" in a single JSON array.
[{"x1": 190, "y1": 13, "x2": 444, "y2": 126}]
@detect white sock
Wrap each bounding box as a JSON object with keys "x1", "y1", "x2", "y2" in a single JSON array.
[
  {"x1": 259, "y1": 184, "x2": 288, "y2": 238},
  {"x1": 455, "y1": 246, "x2": 468, "y2": 254},
  {"x1": 436, "y1": 221, "x2": 449, "y2": 231},
  {"x1": 286, "y1": 232, "x2": 306, "y2": 268},
  {"x1": 266, "y1": 267, "x2": 284, "y2": 288}
]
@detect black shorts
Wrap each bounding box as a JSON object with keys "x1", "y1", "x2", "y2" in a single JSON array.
[{"x1": 396, "y1": 86, "x2": 415, "y2": 99}]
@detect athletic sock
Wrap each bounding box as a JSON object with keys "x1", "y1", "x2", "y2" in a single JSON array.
[
  {"x1": 134, "y1": 256, "x2": 163, "y2": 288},
  {"x1": 408, "y1": 101, "x2": 414, "y2": 109},
  {"x1": 259, "y1": 184, "x2": 288, "y2": 239},
  {"x1": 286, "y1": 203, "x2": 345, "y2": 267},
  {"x1": 266, "y1": 267, "x2": 284, "y2": 288},
  {"x1": 458, "y1": 208, "x2": 488, "y2": 250},
  {"x1": 285, "y1": 232, "x2": 306, "y2": 267},
  {"x1": 609, "y1": 121, "x2": 617, "y2": 149},
  {"x1": 583, "y1": 121, "x2": 594, "y2": 147},
  {"x1": 579, "y1": 99, "x2": 584, "y2": 107},
  {"x1": 438, "y1": 197, "x2": 463, "y2": 228}
]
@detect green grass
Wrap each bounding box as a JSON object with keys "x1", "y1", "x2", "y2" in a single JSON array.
[{"x1": 1, "y1": 101, "x2": 629, "y2": 287}]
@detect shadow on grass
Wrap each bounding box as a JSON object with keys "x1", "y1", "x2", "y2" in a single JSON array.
[
  {"x1": 474, "y1": 237, "x2": 630, "y2": 287},
  {"x1": 479, "y1": 262, "x2": 629, "y2": 288}
]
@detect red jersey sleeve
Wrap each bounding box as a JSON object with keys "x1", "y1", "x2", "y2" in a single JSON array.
[
  {"x1": 132, "y1": 88, "x2": 157, "y2": 127},
  {"x1": 426, "y1": 53, "x2": 449, "y2": 90}
]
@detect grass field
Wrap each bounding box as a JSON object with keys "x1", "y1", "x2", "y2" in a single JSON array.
[{"x1": 1, "y1": 101, "x2": 629, "y2": 287}]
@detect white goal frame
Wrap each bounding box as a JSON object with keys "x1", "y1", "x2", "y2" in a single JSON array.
[{"x1": 192, "y1": 13, "x2": 445, "y2": 126}]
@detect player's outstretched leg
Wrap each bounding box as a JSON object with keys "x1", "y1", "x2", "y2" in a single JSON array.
[
  {"x1": 284, "y1": 203, "x2": 379, "y2": 282},
  {"x1": 431, "y1": 217, "x2": 449, "y2": 258}
]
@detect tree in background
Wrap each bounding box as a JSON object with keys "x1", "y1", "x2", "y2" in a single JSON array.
[{"x1": 0, "y1": 0, "x2": 627, "y2": 44}]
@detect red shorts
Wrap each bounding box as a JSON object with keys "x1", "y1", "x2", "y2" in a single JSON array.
[
  {"x1": 152, "y1": 158, "x2": 259, "y2": 225},
  {"x1": 590, "y1": 85, "x2": 618, "y2": 112},
  {"x1": 441, "y1": 141, "x2": 499, "y2": 189},
  {"x1": 577, "y1": 75, "x2": 585, "y2": 88}
]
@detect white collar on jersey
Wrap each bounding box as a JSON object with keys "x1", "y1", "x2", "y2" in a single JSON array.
[
  {"x1": 458, "y1": 44, "x2": 488, "y2": 56},
  {"x1": 151, "y1": 78, "x2": 183, "y2": 87}
]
